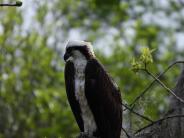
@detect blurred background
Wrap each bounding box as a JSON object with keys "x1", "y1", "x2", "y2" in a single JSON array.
[{"x1": 0, "y1": 0, "x2": 184, "y2": 137}]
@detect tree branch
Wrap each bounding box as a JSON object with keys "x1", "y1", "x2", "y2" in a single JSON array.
[
  {"x1": 122, "y1": 103, "x2": 153, "y2": 123},
  {"x1": 135, "y1": 114, "x2": 184, "y2": 135},
  {"x1": 129, "y1": 61, "x2": 184, "y2": 109},
  {"x1": 0, "y1": 1, "x2": 22, "y2": 7},
  {"x1": 142, "y1": 68, "x2": 184, "y2": 104},
  {"x1": 122, "y1": 127, "x2": 131, "y2": 138}
]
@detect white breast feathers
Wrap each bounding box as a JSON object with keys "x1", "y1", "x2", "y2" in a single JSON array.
[{"x1": 72, "y1": 51, "x2": 97, "y2": 135}]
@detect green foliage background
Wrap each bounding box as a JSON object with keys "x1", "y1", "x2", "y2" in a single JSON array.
[{"x1": 0, "y1": 0, "x2": 184, "y2": 137}]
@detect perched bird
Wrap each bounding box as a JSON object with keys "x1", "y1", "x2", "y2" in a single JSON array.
[{"x1": 64, "y1": 40, "x2": 122, "y2": 138}]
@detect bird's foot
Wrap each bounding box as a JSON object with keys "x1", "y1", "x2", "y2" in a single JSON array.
[
  {"x1": 77, "y1": 132, "x2": 97, "y2": 138},
  {"x1": 77, "y1": 132, "x2": 89, "y2": 138}
]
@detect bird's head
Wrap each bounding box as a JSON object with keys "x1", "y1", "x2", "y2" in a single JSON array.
[{"x1": 64, "y1": 40, "x2": 95, "y2": 62}]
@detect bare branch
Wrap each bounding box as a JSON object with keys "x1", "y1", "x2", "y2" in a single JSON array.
[
  {"x1": 135, "y1": 114, "x2": 184, "y2": 134},
  {"x1": 0, "y1": 1, "x2": 22, "y2": 7},
  {"x1": 143, "y1": 68, "x2": 184, "y2": 104},
  {"x1": 129, "y1": 61, "x2": 184, "y2": 109},
  {"x1": 122, "y1": 127, "x2": 131, "y2": 138},
  {"x1": 122, "y1": 103, "x2": 153, "y2": 123}
]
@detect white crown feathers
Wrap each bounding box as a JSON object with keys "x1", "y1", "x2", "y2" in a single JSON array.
[{"x1": 66, "y1": 40, "x2": 95, "y2": 57}]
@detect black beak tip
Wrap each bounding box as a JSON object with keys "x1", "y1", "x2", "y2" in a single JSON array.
[
  {"x1": 63, "y1": 53, "x2": 70, "y2": 62},
  {"x1": 63, "y1": 55, "x2": 66, "y2": 61}
]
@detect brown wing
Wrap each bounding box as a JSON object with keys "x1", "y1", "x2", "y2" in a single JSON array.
[{"x1": 85, "y1": 59, "x2": 122, "y2": 138}]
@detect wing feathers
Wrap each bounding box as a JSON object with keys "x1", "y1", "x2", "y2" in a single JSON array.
[{"x1": 85, "y1": 59, "x2": 122, "y2": 138}]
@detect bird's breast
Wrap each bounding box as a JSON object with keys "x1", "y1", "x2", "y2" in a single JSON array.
[{"x1": 73, "y1": 59, "x2": 97, "y2": 135}]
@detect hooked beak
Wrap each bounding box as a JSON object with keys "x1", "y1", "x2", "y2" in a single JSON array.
[{"x1": 63, "y1": 52, "x2": 71, "y2": 62}]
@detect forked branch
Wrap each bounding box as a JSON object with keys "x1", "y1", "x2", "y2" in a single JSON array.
[{"x1": 129, "y1": 61, "x2": 184, "y2": 109}]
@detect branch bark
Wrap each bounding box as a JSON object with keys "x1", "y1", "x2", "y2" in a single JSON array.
[{"x1": 0, "y1": 1, "x2": 22, "y2": 7}]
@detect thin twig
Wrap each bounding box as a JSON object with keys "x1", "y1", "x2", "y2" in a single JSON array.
[
  {"x1": 121, "y1": 127, "x2": 131, "y2": 138},
  {"x1": 129, "y1": 61, "x2": 184, "y2": 109},
  {"x1": 135, "y1": 114, "x2": 184, "y2": 134},
  {"x1": 0, "y1": 1, "x2": 22, "y2": 7},
  {"x1": 143, "y1": 68, "x2": 184, "y2": 104},
  {"x1": 122, "y1": 103, "x2": 153, "y2": 123},
  {"x1": 128, "y1": 81, "x2": 155, "y2": 110}
]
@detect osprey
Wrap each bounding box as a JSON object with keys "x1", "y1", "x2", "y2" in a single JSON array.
[{"x1": 64, "y1": 40, "x2": 122, "y2": 138}]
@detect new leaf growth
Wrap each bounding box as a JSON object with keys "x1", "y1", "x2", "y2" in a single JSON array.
[{"x1": 131, "y1": 47, "x2": 154, "y2": 72}]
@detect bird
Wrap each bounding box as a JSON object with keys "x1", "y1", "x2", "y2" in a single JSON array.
[{"x1": 64, "y1": 40, "x2": 122, "y2": 138}]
